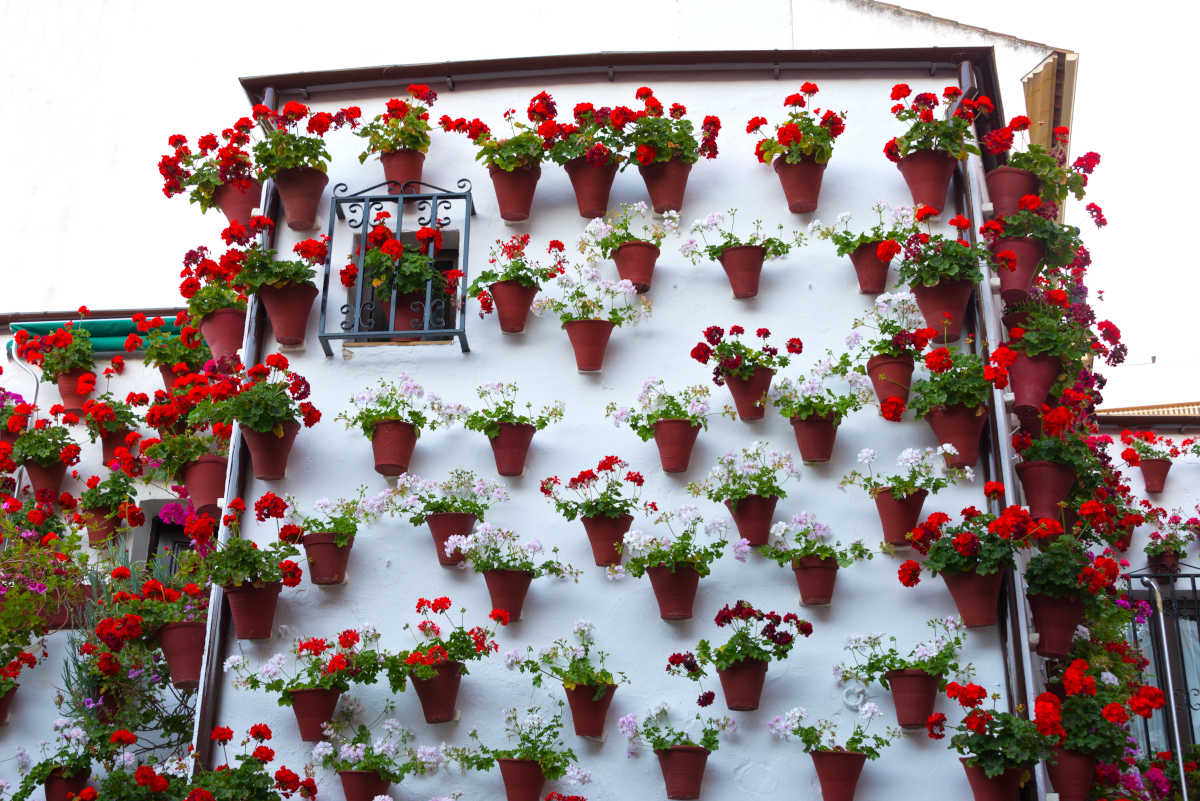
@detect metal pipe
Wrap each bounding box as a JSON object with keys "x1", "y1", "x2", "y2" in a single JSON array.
[{"x1": 1142, "y1": 577, "x2": 1190, "y2": 801}]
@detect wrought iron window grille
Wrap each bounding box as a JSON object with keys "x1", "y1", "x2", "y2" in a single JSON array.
[{"x1": 316, "y1": 179, "x2": 474, "y2": 357}]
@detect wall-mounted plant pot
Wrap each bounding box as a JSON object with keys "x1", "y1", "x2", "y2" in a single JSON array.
[
  {"x1": 942, "y1": 569, "x2": 1005, "y2": 627},
  {"x1": 23, "y1": 460, "x2": 66, "y2": 497},
  {"x1": 646, "y1": 564, "x2": 700, "y2": 620},
  {"x1": 725, "y1": 494, "x2": 777, "y2": 546},
  {"x1": 791, "y1": 414, "x2": 838, "y2": 463},
  {"x1": 240, "y1": 420, "x2": 300, "y2": 480},
  {"x1": 288, "y1": 686, "x2": 342, "y2": 741},
  {"x1": 483, "y1": 569, "x2": 533, "y2": 621},
  {"x1": 274, "y1": 166, "x2": 328, "y2": 231},
  {"x1": 411, "y1": 660, "x2": 463, "y2": 723},
  {"x1": 426, "y1": 513, "x2": 475, "y2": 566},
  {"x1": 497, "y1": 758, "x2": 546, "y2": 801},
  {"x1": 849, "y1": 241, "x2": 890, "y2": 294},
  {"x1": 723, "y1": 366, "x2": 775, "y2": 421},
  {"x1": 923, "y1": 404, "x2": 986, "y2": 467},
  {"x1": 793, "y1": 557, "x2": 839, "y2": 606},
  {"x1": 489, "y1": 280, "x2": 539, "y2": 333},
  {"x1": 564, "y1": 682, "x2": 617, "y2": 737},
  {"x1": 156, "y1": 621, "x2": 206, "y2": 690},
  {"x1": 873, "y1": 488, "x2": 928, "y2": 547},
  {"x1": 613, "y1": 241, "x2": 659, "y2": 292},
  {"x1": 985, "y1": 166, "x2": 1039, "y2": 218},
  {"x1": 487, "y1": 423, "x2": 537, "y2": 477},
  {"x1": 865, "y1": 354, "x2": 914, "y2": 405},
  {"x1": 652, "y1": 419, "x2": 701, "y2": 473},
  {"x1": 911, "y1": 278, "x2": 974, "y2": 344},
  {"x1": 884, "y1": 668, "x2": 940, "y2": 729},
  {"x1": 489, "y1": 164, "x2": 540, "y2": 222},
  {"x1": 716, "y1": 657, "x2": 768, "y2": 710},
  {"x1": 581, "y1": 513, "x2": 633, "y2": 566},
  {"x1": 213, "y1": 178, "x2": 262, "y2": 227},
  {"x1": 563, "y1": 319, "x2": 615, "y2": 372},
  {"x1": 370, "y1": 420, "x2": 417, "y2": 476},
  {"x1": 774, "y1": 156, "x2": 827, "y2": 213},
  {"x1": 198, "y1": 308, "x2": 246, "y2": 361},
  {"x1": 655, "y1": 745, "x2": 709, "y2": 800},
  {"x1": 564, "y1": 157, "x2": 619, "y2": 218},
  {"x1": 339, "y1": 770, "x2": 391, "y2": 801},
  {"x1": 257, "y1": 282, "x2": 318, "y2": 347},
  {"x1": 380, "y1": 149, "x2": 425, "y2": 194},
  {"x1": 896, "y1": 149, "x2": 957, "y2": 212},
  {"x1": 55, "y1": 369, "x2": 94, "y2": 413},
  {"x1": 302, "y1": 532, "x2": 354, "y2": 585},
  {"x1": 811, "y1": 750, "x2": 866, "y2": 801},
  {"x1": 638, "y1": 159, "x2": 692, "y2": 213},
  {"x1": 717, "y1": 245, "x2": 767, "y2": 299},
  {"x1": 224, "y1": 581, "x2": 282, "y2": 640},
  {"x1": 182, "y1": 455, "x2": 227, "y2": 519},
  {"x1": 991, "y1": 237, "x2": 1044, "y2": 304}
]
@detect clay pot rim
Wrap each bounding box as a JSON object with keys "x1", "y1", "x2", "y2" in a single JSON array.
[
  {"x1": 790, "y1": 411, "x2": 842, "y2": 426},
  {"x1": 488, "y1": 163, "x2": 541, "y2": 175},
  {"x1": 561, "y1": 318, "x2": 616, "y2": 329},
  {"x1": 302, "y1": 531, "x2": 355, "y2": 547},
  {"x1": 613, "y1": 239, "x2": 661, "y2": 256},
  {"x1": 719, "y1": 244, "x2": 767, "y2": 256},
  {"x1": 792, "y1": 555, "x2": 839, "y2": 569},
  {"x1": 773, "y1": 154, "x2": 826, "y2": 168},
  {"x1": 654, "y1": 744, "x2": 711, "y2": 755},
  {"x1": 652, "y1": 417, "x2": 702, "y2": 429}
]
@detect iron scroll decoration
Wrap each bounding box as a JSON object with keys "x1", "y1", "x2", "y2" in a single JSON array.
[{"x1": 316, "y1": 180, "x2": 474, "y2": 356}]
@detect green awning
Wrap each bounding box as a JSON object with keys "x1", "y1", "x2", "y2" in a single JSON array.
[{"x1": 9, "y1": 318, "x2": 180, "y2": 355}]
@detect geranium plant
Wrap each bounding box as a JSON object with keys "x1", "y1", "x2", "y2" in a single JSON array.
[
  {"x1": 768, "y1": 704, "x2": 899, "y2": 760},
  {"x1": 604, "y1": 380, "x2": 711, "y2": 441},
  {"x1": 249, "y1": 101, "x2": 360, "y2": 180},
  {"x1": 31, "y1": 325, "x2": 94, "y2": 383},
  {"x1": 194, "y1": 723, "x2": 318, "y2": 799},
  {"x1": 747, "y1": 82, "x2": 846, "y2": 165},
  {"x1": 1141, "y1": 506, "x2": 1196, "y2": 559},
  {"x1": 1119, "y1": 429, "x2": 1187, "y2": 466},
  {"x1": 757, "y1": 511, "x2": 873, "y2": 568},
  {"x1": 1002, "y1": 294, "x2": 1106, "y2": 368},
  {"x1": 6, "y1": 718, "x2": 95, "y2": 801},
  {"x1": 349, "y1": 210, "x2": 448, "y2": 301},
  {"x1": 840, "y1": 446, "x2": 967, "y2": 500},
  {"x1": 539, "y1": 456, "x2": 646, "y2": 522},
  {"x1": 467, "y1": 235, "x2": 567, "y2": 318},
  {"x1": 461, "y1": 382, "x2": 565, "y2": 439},
  {"x1": 140, "y1": 316, "x2": 212, "y2": 376},
  {"x1": 883, "y1": 84, "x2": 992, "y2": 162},
  {"x1": 893, "y1": 211, "x2": 990, "y2": 288},
  {"x1": 978, "y1": 196, "x2": 1082, "y2": 267},
  {"x1": 281, "y1": 486, "x2": 392, "y2": 548},
  {"x1": 929, "y1": 684, "x2": 1053, "y2": 779},
  {"x1": 980, "y1": 119, "x2": 1092, "y2": 205},
  {"x1": 394, "y1": 469, "x2": 509, "y2": 527},
  {"x1": 680, "y1": 211, "x2": 800, "y2": 264},
  {"x1": 835, "y1": 617, "x2": 971, "y2": 690},
  {"x1": 666, "y1": 601, "x2": 812, "y2": 678},
  {"x1": 446, "y1": 523, "x2": 580, "y2": 580},
  {"x1": 229, "y1": 230, "x2": 324, "y2": 296},
  {"x1": 81, "y1": 392, "x2": 141, "y2": 447},
  {"x1": 12, "y1": 419, "x2": 80, "y2": 469},
  {"x1": 898, "y1": 500, "x2": 1039, "y2": 588},
  {"x1": 228, "y1": 627, "x2": 385, "y2": 705},
  {"x1": 771, "y1": 351, "x2": 871, "y2": 423},
  {"x1": 312, "y1": 716, "x2": 431, "y2": 785},
  {"x1": 439, "y1": 97, "x2": 548, "y2": 172},
  {"x1": 385, "y1": 597, "x2": 508, "y2": 685},
  {"x1": 687, "y1": 441, "x2": 797, "y2": 507},
  {"x1": 455, "y1": 705, "x2": 589, "y2": 784},
  {"x1": 689, "y1": 324, "x2": 801, "y2": 386},
  {"x1": 140, "y1": 426, "x2": 229, "y2": 484},
  {"x1": 158, "y1": 118, "x2": 257, "y2": 214},
  {"x1": 531, "y1": 260, "x2": 649, "y2": 325},
  {"x1": 847, "y1": 291, "x2": 936, "y2": 361},
  {"x1": 620, "y1": 704, "x2": 735, "y2": 753},
  {"x1": 336, "y1": 374, "x2": 461, "y2": 441},
  {"x1": 907, "y1": 347, "x2": 991, "y2": 420},
  {"x1": 182, "y1": 505, "x2": 302, "y2": 590},
  {"x1": 621, "y1": 87, "x2": 720, "y2": 167},
  {"x1": 1023, "y1": 534, "x2": 1113, "y2": 605},
  {"x1": 76, "y1": 471, "x2": 143, "y2": 528},
  {"x1": 355, "y1": 84, "x2": 439, "y2": 162},
  {"x1": 1033, "y1": 659, "x2": 1140, "y2": 766},
  {"x1": 616, "y1": 505, "x2": 728, "y2": 580},
  {"x1": 543, "y1": 100, "x2": 629, "y2": 168},
  {"x1": 189, "y1": 353, "x2": 321, "y2": 436},
  {"x1": 509, "y1": 619, "x2": 627, "y2": 697},
  {"x1": 812, "y1": 203, "x2": 918, "y2": 259},
  {"x1": 180, "y1": 244, "x2": 248, "y2": 323},
  {"x1": 578, "y1": 202, "x2": 679, "y2": 261}
]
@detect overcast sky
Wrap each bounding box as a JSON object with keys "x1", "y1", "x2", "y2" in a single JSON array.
[{"x1": 2, "y1": 0, "x2": 1192, "y2": 408}]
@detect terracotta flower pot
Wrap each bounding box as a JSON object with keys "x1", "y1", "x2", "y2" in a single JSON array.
[
  {"x1": 302, "y1": 533, "x2": 353, "y2": 585},
  {"x1": 564, "y1": 683, "x2": 617, "y2": 737},
  {"x1": 1008, "y1": 352, "x2": 1060, "y2": 418},
  {"x1": 488, "y1": 422, "x2": 537, "y2": 476},
  {"x1": 960, "y1": 757, "x2": 1024, "y2": 801},
  {"x1": 43, "y1": 767, "x2": 91, "y2": 801},
  {"x1": 1148, "y1": 551, "x2": 1181, "y2": 583},
  {"x1": 848, "y1": 241, "x2": 891, "y2": 294},
  {"x1": 489, "y1": 164, "x2": 540, "y2": 222},
  {"x1": 923, "y1": 404, "x2": 986, "y2": 467},
  {"x1": 718, "y1": 245, "x2": 767, "y2": 299},
  {"x1": 652, "y1": 419, "x2": 701, "y2": 473},
  {"x1": 0, "y1": 685, "x2": 16, "y2": 726},
  {"x1": 213, "y1": 178, "x2": 262, "y2": 227},
  {"x1": 489, "y1": 280, "x2": 539, "y2": 333},
  {"x1": 1139, "y1": 458, "x2": 1171, "y2": 493},
  {"x1": 724, "y1": 494, "x2": 777, "y2": 546},
  {"x1": 716, "y1": 657, "x2": 768, "y2": 710},
  {"x1": 240, "y1": 420, "x2": 300, "y2": 480},
  {"x1": 724, "y1": 366, "x2": 775, "y2": 421},
  {"x1": 98, "y1": 427, "x2": 131, "y2": 466},
  {"x1": 774, "y1": 156, "x2": 827, "y2": 214},
  {"x1": 647, "y1": 564, "x2": 700, "y2": 620},
  {"x1": 483, "y1": 569, "x2": 533, "y2": 621},
  {"x1": 991, "y1": 237, "x2": 1044, "y2": 305},
  {"x1": 865, "y1": 353, "x2": 914, "y2": 405},
  {"x1": 655, "y1": 745, "x2": 709, "y2": 800},
  {"x1": 1015, "y1": 460, "x2": 1075, "y2": 521},
  {"x1": 791, "y1": 414, "x2": 838, "y2": 463},
  {"x1": 1027, "y1": 593, "x2": 1085, "y2": 659},
  {"x1": 1047, "y1": 746, "x2": 1095, "y2": 801},
  {"x1": 581, "y1": 514, "x2": 633, "y2": 566},
  {"x1": 563, "y1": 319, "x2": 615, "y2": 372},
  {"x1": 55, "y1": 369, "x2": 94, "y2": 413},
  {"x1": 159, "y1": 365, "x2": 181, "y2": 393},
  {"x1": 793, "y1": 556, "x2": 839, "y2": 605},
  {"x1": 289, "y1": 687, "x2": 342, "y2": 741},
  {"x1": 411, "y1": 660, "x2": 463, "y2": 723},
  {"x1": 380, "y1": 149, "x2": 426, "y2": 194},
  {"x1": 885, "y1": 668, "x2": 939, "y2": 729},
  {"x1": 156, "y1": 621, "x2": 206, "y2": 690},
  {"x1": 23, "y1": 460, "x2": 66, "y2": 497},
  {"x1": 370, "y1": 420, "x2": 417, "y2": 476},
  {"x1": 199, "y1": 307, "x2": 246, "y2": 361},
  {"x1": 896, "y1": 149, "x2": 958, "y2": 212},
  {"x1": 911, "y1": 278, "x2": 974, "y2": 343},
  {"x1": 638, "y1": 159, "x2": 692, "y2": 213},
  {"x1": 985, "y1": 166, "x2": 1039, "y2": 218},
  {"x1": 339, "y1": 770, "x2": 390, "y2": 801},
  {"x1": 498, "y1": 758, "x2": 545, "y2": 801},
  {"x1": 942, "y1": 569, "x2": 1005, "y2": 627},
  {"x1": 811, "y1": 750, "x2": 867, "y2": 801},
  {"x1": 182, "y1": 455, "x2": 227, "y2": 518},
  {"x1": 613, "y1": 241, "x2": 660, "y2": 293},
  {"x1": 224, "y1": 581, "x2": 282, "y2": 640},
  {"x1": 426, "y1": 512, "x2": 475, "y2": 567},
  {"x1": 82, "y1": 508, "x2": 119, "y2": 547},
  {"x1": 273, "y1": 166, "x2": 328, "y2": 231},
  {"x1": 257, "y1": 282, "x2": 318, "y2": 347},
  {"x1": 873, "y1": 488, "x2": 928, "y2": 547},
  {"x1": 564, "y1": 157, "x2": 618, "y2": 218}
]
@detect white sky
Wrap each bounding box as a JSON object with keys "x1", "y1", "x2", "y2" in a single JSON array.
[{"x1": 1, "y1": 0, "x2": 1194, "y2": 408}]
